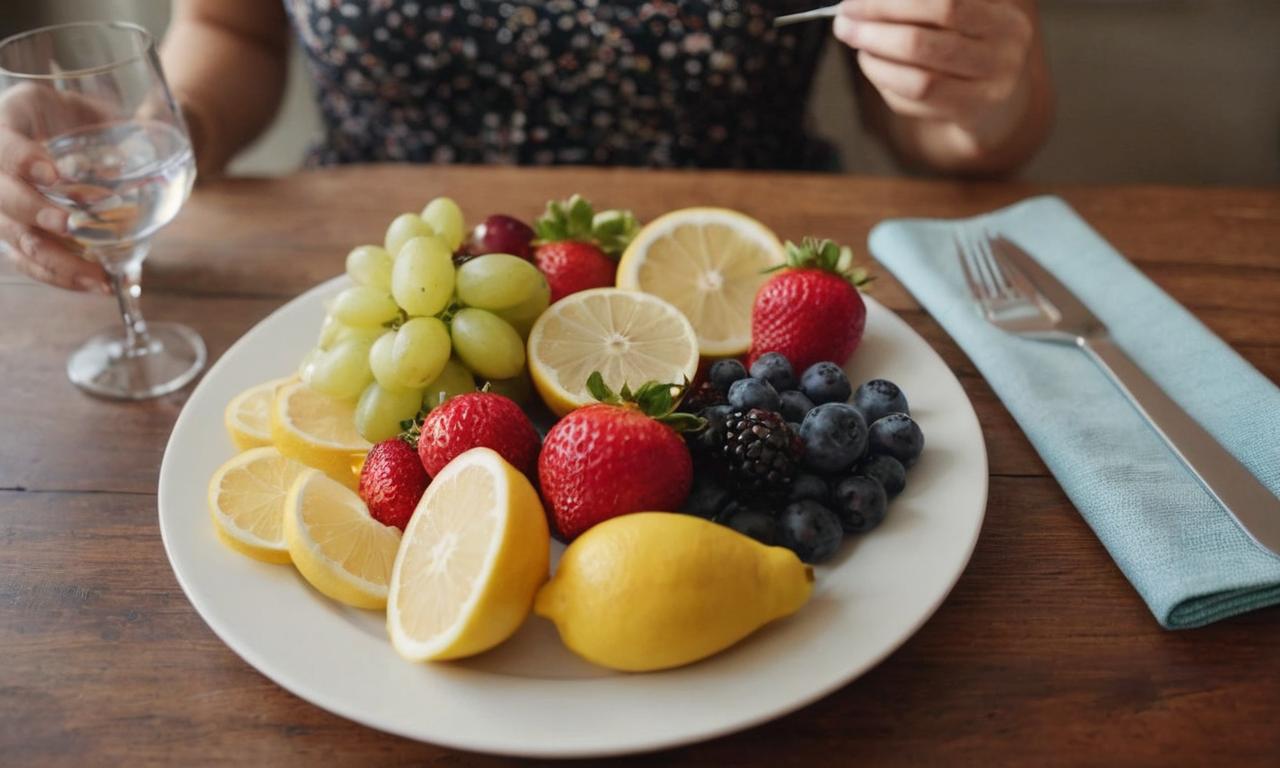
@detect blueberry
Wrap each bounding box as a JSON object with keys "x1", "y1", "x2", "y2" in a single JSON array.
[
  {"x1": 857, "y1": 454, "x2": 906, "y2": 498},
  {"x1": 779, "y1": 390, "x2": 815, "y2": 423},
  {"x1": 728, "y1": 377, "x2": 781, "y2": 412},
  {"x1": 749, "y1": 352, "x2": 797, "y2": 392},
  {"x1": 853, "y1": 379, "x2": 909, "y2": 425},
  {"x1": 832, "y1": 476, "x2": 889, "y2": 533},
  {"x1": 800, "y1": 362, "x2": 852, "y2": 405},
  {"x1": 789, "y1": 473, "x2": 830, "y2": 503},
  {"x1": 722, "y1": 506, "x2": 778, "y2": 545},
  {"x1": 799, "y1": 403, "x2": 868, "y2": 473},
  {"x1": 681, "y1": 472, "x2": 732, "y2": 519},
  {"x1": 868, "y1": 413, "x2": 924, "y2": 467},
  {"x1": 708, "y1": 359, "x2": 748, "y2": 393},
  {"x1": 777, "y1": 500, "x2": 844, "y2": 564}
]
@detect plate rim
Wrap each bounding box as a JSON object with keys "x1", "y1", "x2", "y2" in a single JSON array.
[{"x1": 159, "y1": 279, "x2": 988, "y2": 758}]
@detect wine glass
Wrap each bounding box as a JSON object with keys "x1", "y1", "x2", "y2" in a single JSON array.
[{"x1": 0, "y1": 21, "x2": 203, "y2": 399}]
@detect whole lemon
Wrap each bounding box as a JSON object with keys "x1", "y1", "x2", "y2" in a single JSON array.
[{"x1": 534, "y1": 512, "x2": 813, "y2": 672}]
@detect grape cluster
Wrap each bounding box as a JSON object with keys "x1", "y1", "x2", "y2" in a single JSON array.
[{"x1": 299, "y1": 197, "x2": 550, "y2": 442}]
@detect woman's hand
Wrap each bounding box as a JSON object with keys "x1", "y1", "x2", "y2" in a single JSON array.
[
  {"x1": 833, "y1": 0, "x2": 1051, "y2": 173},
  {"x1": 0, "y1": 85, "x2": 107, "y2": 292}
]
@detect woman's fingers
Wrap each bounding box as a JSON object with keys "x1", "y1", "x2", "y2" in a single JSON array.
[
  {"x1": 834, "y1": 16, "x2": 1000, "y2": 80},
  {"x1": 0, "y1": 216, "x2": 106, "y2": 293},
  {"x1": 855, "y1": 51, "x2": 996, "y2": 120},
  {"x1": 0, "y1": 125, "x2": 58, "y2": 185},
  {"x1": 0, "y1": 174, "x2": 68, "y2": 233}
]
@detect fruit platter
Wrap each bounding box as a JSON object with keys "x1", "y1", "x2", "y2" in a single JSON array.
[{"x1": 159, "y1": 194, "x2": 987, "y2": 757}]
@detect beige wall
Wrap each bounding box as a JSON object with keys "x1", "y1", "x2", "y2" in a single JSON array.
[{"x1": 5, "y1": 0, "x2": 1277, "y2": 184}]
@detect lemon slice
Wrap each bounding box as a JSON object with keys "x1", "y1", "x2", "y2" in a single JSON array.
[
  {"x1": 616, "y1": 207, "x2": 784, "y2": 356},
  {"x1": 527, "y1": 287, "x2": 700, "y2": 416},
  {"x1": 224, "y1": 377, "x2": 292, "y2": 452},
  {"x1": 208, "y1": 446, "x2": 308, "y2": 564},
  {"x1": 283, "y1": 468, "x2": 403, "y2": 609},
  {"x1": 387, "y1": 447, "x2": 549, "y2": 662},
  {"x1": 270, "y1": 381, "x2": 370, "y2": 488}
]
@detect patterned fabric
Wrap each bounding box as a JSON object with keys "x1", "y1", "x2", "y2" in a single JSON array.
[{"x1": 283, "y1": 0, "x2": 837, "y2": 170}]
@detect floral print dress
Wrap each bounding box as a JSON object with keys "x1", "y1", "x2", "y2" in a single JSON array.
[{"x1": 283, "y1": 1, "x2": 836, "y2": 169}]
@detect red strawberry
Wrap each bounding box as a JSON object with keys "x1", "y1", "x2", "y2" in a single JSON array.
[
  {"x1": 748, "y1": 237, "x2": 870, "y2": 373},
  {"x1": 358, "y1": 438, "x2": 430, "y2": 531},
  {"x1": 532, "y1": 194, "x2": 639, "y2": 303},
  {"x1": 534, "y1": 242, "x2": 616, "y2": 303},
  {"x1": 417, "y1": 392, "x2": 540, "y2": 479},
  {"x1": 539, "y1": 374, "x2": 702, "y2": 540}
]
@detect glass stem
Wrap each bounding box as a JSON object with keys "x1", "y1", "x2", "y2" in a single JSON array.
[{"x1": 101, "y1": 242, "x2": 152, "y2": 355}]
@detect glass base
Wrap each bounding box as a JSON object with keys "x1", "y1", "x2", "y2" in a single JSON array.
[{"x1": 67, "y1": 322, "x2": 206, "y2": 400}]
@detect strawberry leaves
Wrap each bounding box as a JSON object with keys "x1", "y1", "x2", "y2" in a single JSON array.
[
  {"x1": 533, "y1": 194, "x2": 640, "y2": 258},
  {"x1": 585, "y1": 371, "x2": 705, "y2": 432},
  {"x1": 768, "y1": 236, "x2": 872, "y2": 288}
]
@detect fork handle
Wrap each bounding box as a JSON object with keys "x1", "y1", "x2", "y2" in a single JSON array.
[{"x1": 1081, "y1": 335, "x2": 1280, "y2": 555}]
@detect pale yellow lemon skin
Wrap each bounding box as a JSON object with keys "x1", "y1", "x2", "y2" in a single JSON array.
[
  {"x1": 535, "y1": 512, "x2": 813, "y2": 672},
  {"x1": 206, "y1": 446, "x2": 306, "y2": 565}
]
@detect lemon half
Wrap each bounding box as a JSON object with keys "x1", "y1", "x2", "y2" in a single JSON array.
[
  {"x1": 616, "y1": 208, "x2": 784, "y2": 356},
  {"x1": 527, "y1": 287, "x2": 699, "y2": 416},
  {"x1": 387, "y1": 447, "x2": 549, "y2": 662}
]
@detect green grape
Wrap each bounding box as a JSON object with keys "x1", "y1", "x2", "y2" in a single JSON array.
[
  {"x1": 345, "y1": 244, "x2": 393, "y2": 291},
  {"x1": 391, "y1": 235, "x2": 455, "y2": 316},
  {"x1": 420, "y1": 197, "x2": 465, "y2": 252},
  {"x1": 355, "y1": 381, "x2": 426, "y2": 443},
  {"x1": 331, "y1": 286, "x2": 400, "y2": 328},
  {"x1": 368, "y1": 331, "x2": 398, "y2": 389},
  {"x1": 451, "y1": 307, "x2": 525, "y2": 379},
  {"x1": 298, "y1": 347, "x2": 323, "y2": 386},
  {"x1": 492, "y1": 274, "x2": 551, "y2": 339},
  {"x1": 308, "y1": 336, "x2": 374, "y2": 400},
  {"x1": 482, "y1": 370, "x2": 533, "y2": 406},
  {"x1": 390, "y1": 316, "x2": 451, "y2": 389},
  {"x1": 384, "y1": 213, "x2": 436, "y2": 256},
  {"x1": 421, "y1": 357, "x2": 476, "y2": 411},
  {"x1": 455, "y1": 253, "x2": 543, "y2": 311},
  {"x1": 318, "y1": 314, "x2": 385, "y2": 350}
]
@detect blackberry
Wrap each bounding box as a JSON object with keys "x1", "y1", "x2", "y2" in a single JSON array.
[
  {"x1": 722, "y1": 408, "x2": 802, "y2": 496},
  {"x1": 681, "y1": 380, "x2": 728, "y2": 413}
]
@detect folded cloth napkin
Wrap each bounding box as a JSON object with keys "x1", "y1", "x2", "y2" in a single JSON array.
[{"x1": 868, "y1": 196, "x2": 1280, "y2": 629}]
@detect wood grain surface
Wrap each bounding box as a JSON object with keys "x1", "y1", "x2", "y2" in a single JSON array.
[{"x1": 2, "y1": 166, "x2": 1278, "y2": 766}]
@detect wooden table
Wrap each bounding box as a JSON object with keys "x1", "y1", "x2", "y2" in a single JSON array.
[{"x1": 2, "y1": 166, "x2": 1278, "y2": 766}]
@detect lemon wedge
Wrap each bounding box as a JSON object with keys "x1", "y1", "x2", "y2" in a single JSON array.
[
  {"x1": 270, "y1": 381, "x2": 370, "y2": 488},
  {"x1": 224, "y1": 377, "x2": 292, "y2": 452},
  {"x1": 387, "y1": 447, "x2": 549, "y2": 662},
  {"x1": 207, "y1": 446, "x2": 308, "y2": 564},
  {"x1": 283, "y1": 468, "x2": 402, "y2": 609},
  {"x1": 616, "y1": 207, "x2": 784, "y2": 356},
  {"x1": 527, "y1": 287, "x2": 699, "y2": 416}
]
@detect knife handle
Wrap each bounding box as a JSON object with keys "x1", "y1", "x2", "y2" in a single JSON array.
[{"x1": 1081, "y1": 335, "x2": 1280, "y2": 556}]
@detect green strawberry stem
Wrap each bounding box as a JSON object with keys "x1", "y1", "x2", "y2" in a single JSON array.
[
  {"x1": 766, "y1": 236, "x2": 873, "y2": 288},
  {"x1": 585, "y1": 371, "x2": 705, "y2": 432},
  {"x1": 533, "y1": 194, "x2": 640, "y2": 258}
]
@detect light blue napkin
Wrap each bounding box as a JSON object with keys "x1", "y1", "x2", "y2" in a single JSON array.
[{"x1": 868, "y1": 196, "x2": 1280, "y2": 629}]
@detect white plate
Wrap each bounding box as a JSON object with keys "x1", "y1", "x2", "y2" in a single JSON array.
[{"x1": 159, "y1": 277, "x2": 987, "y2": 758}]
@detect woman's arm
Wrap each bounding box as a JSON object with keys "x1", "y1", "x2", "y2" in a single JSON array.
[
  {"x1": 160, "y1": 0, "x2": 291, "y2": 176},
  {"x1": 834, "y1": 0, "x2": 1053, "y2": 176}
]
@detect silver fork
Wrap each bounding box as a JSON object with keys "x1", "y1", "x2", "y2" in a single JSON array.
[{"x1": 956, "y1": 227, "x2": 1280, "y2": 556}]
